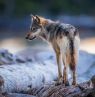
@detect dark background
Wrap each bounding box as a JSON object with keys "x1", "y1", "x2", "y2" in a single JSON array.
[{"x1": 0, "y1": 0, "x2": 95, "y2": 53}]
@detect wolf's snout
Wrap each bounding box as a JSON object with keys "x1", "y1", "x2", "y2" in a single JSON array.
[
  {"x1": 25, "y1": 35, "x2": 29, "y2": 39},
  {"x1": 25, "y1": 33, "x2": 36, "y2": 40},
  {"x1": 25, "y1": 33, "x2": 30, "y2": 39}
]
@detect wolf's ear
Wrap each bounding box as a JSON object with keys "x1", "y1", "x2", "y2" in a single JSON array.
[
  {"x1": 35, "y1": 15, "x2": 40, "y2": 23},
  {"x1": 30, "y1": 14, "x2": 35, "y2": 21}
]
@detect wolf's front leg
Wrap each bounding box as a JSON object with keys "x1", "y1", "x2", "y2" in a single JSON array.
[{"x1": 72, "y1": 69, "x2": 76, "y2": 86}]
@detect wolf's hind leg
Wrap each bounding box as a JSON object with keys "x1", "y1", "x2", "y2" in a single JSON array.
[
  {"x1": 62, "y1": 56, "x2": 69, "y2": 86},
  {"x1": 70, "y1": 64, "x2": 76, "y2": 86},
  {"x1": 69, "y1": 53, "x2": 77, "y2": 86},
  {"x1": 72, "y1": 69, "x2": 76, "y2": 86}
]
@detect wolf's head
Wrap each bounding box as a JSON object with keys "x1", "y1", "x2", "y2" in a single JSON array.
[{"x1": 26, "y1": 15, "x2": 48, "y2": 40}]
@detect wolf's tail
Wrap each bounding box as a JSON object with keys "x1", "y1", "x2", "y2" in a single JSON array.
[
  {"x1": 69, "y1": 38, "x2": 76, "y2": 70},
  {"x1": 69, "y1": 29, "x2": 78, "y2": 70}
]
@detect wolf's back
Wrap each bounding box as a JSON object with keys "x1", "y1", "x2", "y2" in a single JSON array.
[
  {"x1": 58, "y1": 23, "x2": 80, "y2": 69},
  {"x1": 61, "y1": 23, "x2": 78, "y2": 39}
]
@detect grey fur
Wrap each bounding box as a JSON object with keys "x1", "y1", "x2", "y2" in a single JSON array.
[
  {"x1": 45, "y1": 22, "x2": 78, "y2": 41},
  {"x1": 26, "y1": 16, "x2": 80, "y2": 85}
]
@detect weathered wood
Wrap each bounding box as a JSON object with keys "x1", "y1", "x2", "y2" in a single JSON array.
[
  {"x1": 0, "y1": 76, "x2": 4, "y2": 94},
  {"x1": 1, "y1": 93, "x2": 36, "y2": 97},
  {"x1": 0, "y1": 76, "x2": 95, "y2": 97},
  {"x1": 0, "y1": 49, "x2": 58, "y2": 93},
  {"x1": 0, "y1": 49, "x2": 95, "y2": 97},
  {"x1": 27, "y1": 78, "x2": 95, "y2": 97},
  {"x1": 91, "y1": 75, "x2": 95, "y2": 88},
  {"x1": 20, "y1": 75, "x2": 95, "y2": 97}
]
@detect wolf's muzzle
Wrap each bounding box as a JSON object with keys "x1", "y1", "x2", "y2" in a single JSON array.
[
  {"x1": 25, "y1": 34, "x2": 36, "y2": 40},
  {"x1": 25, "y1": 34, "x2": 30, "y2": 39},
  {"x1": 25, "y1": 36, "x2": 29, "y2": 39}
]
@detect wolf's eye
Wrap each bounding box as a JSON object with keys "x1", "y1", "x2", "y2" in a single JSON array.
[{"x1": 32, "y1": 27, "x2": 36, "y2": 31}]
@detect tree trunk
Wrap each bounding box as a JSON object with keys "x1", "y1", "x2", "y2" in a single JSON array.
[{"x1": 1, "y1": 78, "x2": 95, "y2": 97}]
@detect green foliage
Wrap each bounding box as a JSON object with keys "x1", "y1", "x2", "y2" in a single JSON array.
[
  {"x1": 0, "y1": 0, "x2": 5, "y2": 14},
  {"x1": 14, "y1": 0, "x2": 42, "y2": 17},
  {"x1": 49, "y1": 0, "x2": 95, "y2": 15},
  {"x1": 0, "y1": 0, "x2": 95, "y2": 17}
]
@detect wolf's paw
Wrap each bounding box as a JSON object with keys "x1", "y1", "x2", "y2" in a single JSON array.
[
  {"x1": 72, "y1": 81, "x2": 77, "y2": 87},
  {"x1": 63, "y1": 80, "x2": 70, "y2": 86},
  {"x1": 54, "y1": 77, "x2": 63, "y2": 86}
]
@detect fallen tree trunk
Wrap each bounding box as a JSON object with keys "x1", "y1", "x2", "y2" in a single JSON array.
[
  {"x1": 17, "y1": 76, "x2": 95, "y2": 97},
  {"x1": 1, "y1": 93, "x2": 36, "y2": 97},
  {"x1": 1, "y1": 77, "x2": 95, "y2": 97},
  {"x1": 25, "y1": 75, "x2": 95, "y2": 97},
  {"x1": 0, "y1": 49, "x2": 95, "y2": 93},
  {"x1": 0, "y1": 49, "x2": 95, "y2": 97},
  {"x1": 0, "y1": 62, "x2": 58, "y2": 93}
]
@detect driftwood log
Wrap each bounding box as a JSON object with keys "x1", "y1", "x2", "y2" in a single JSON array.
[
  {"x1": 0, "y1": 49, "x2": 95, "y2": 97},
  {"x1": 24, "y1": 75, "x2": 95, "y2": 97},
  {"x1": 0, "y1": 75, "x2": 95, "y2": 97}
]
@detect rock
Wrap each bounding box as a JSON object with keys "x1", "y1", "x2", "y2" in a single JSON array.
[
  {"x1": 0, "y1": 49, "x2": 14, "y2": 65},
  {"x1": 26, "y1": 57, "x2": 33, "y2": 62},
  {"x1": 15, "y1": 56, "x2": 26, "y2": 63},
  {"x1": 0, "y1": 49, "x2": 29, "y2": 65}
]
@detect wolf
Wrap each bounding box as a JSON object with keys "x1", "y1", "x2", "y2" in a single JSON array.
[{"x1": 26, "y1": 15, "x2": 80, "y2": 86}]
